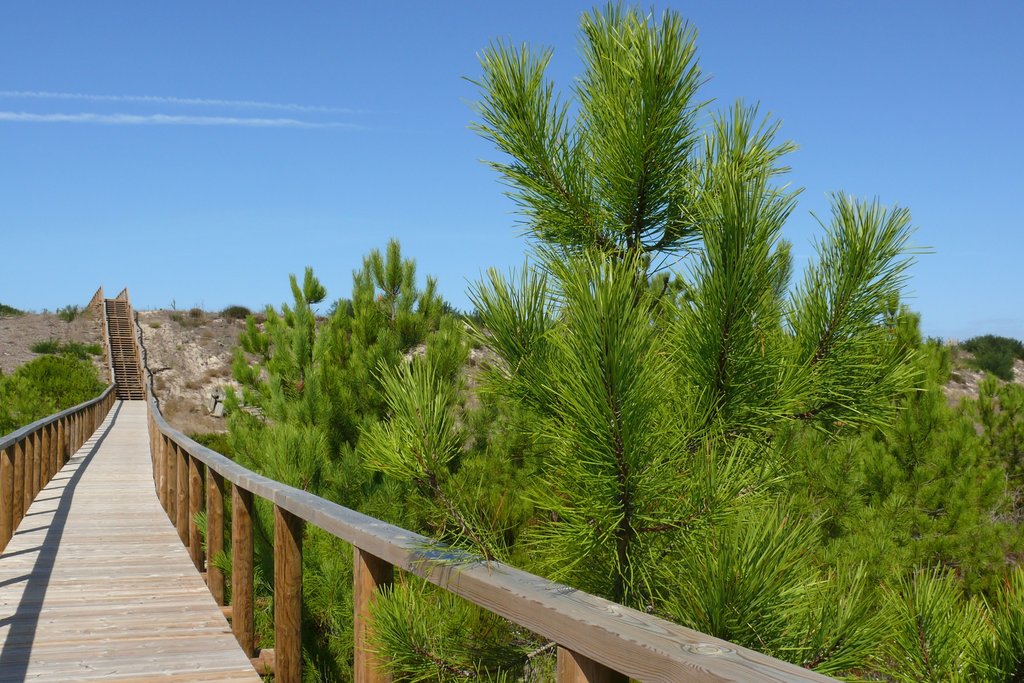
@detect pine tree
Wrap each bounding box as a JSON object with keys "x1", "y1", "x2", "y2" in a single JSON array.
[
  {"x1": 223, "y1": 241, "x2": 468, "y2": 679},
  {"x1": 471, "y1": 3, "x2": 704, "y2": 263},
  {"x1": 353, "y1": 4, "x2": 934, "y2": 677},
  {"x1": 788, "y1": 337, "x2": 1018, "y2": 597},
  {"x1": 976, "y1": 376, "x2": 1024, "y2": 484}
]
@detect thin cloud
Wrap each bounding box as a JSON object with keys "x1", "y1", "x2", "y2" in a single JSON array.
[
  {"x1": 0, "y1": 111, "x2": 358, "y2": 128},
  {"x1": 0, "y1": 90, "x2": 358, "y2": 114}
]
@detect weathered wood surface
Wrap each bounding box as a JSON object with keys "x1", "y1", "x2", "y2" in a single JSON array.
[
  {"x1": 149, "y1": 397, "x2": 836, "y2": 682},
  {"x1": 353, "y1": 547, "x2": 393, "y2": 683},
  {"x1": 134, "y1": 313, "x2": 835, "y2": 682},
  {"x1": 0, "y1": 401, "x2": 259, "y2": 682},
  {"x1": 273, "y1": 506, "x2": 303, "y2": 683}
]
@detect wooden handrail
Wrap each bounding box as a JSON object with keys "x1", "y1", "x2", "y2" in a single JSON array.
[
  {"x1": 86, "y1": 286, "x2": 105, "y2": 318},
  {"x1": 0, "y1": 385, "x2": 117, "y2": 453},
  {"x1": 133, "y1": 314, "x2": 834, "y2": 683},
  {"x1": 0, "y1": 384, "x2": 118, "y2": 551},
  {"x1": 101, "y1": 293, "x2": 117, "y2": 388}
]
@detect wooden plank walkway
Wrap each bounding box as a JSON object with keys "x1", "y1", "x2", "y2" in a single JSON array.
[{"x1": 0, "y1": 401, "x2": 260, "y2": 682}]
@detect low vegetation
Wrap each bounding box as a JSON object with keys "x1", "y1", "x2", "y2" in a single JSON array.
[
  {"x1": 170, "y1": 307, "x2": 206, "y2": 328},
  {"x1": 56, "y1": 304, "x2": 81, "y2": 322},
  {"x1": 204, "y1": 6, "x2": 1024, "y2": 680},
  {"x1": 0, "y1": 302, "x2": 24, "y2": 317},
  {"x1": 2, "y1": 4, "x2": 1018, "y2": 680},
  {"x1": 962, "y1": 334, "x2": 1024, "y2": 381},
  {"x1": 220, "y1": 305, "x2": 252, "y2": 320},
  {"x1": 0, "y1": 355, "x2": 106, "y2": 434},
  {"x1": 30, "y1": 338, "x2": 103, "y2": 360}
]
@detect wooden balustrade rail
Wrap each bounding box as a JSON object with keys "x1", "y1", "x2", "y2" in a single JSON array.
[
  {"x1": 0, "y1": 385, "x2": 118, "y2": 551},
  {"x1": 134, "y1": 318, "x2": 834, "y2": 683}
]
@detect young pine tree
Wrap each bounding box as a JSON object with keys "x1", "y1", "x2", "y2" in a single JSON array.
[{"x1": 224, "y1": 241, "x2": 467, "y2": 680}]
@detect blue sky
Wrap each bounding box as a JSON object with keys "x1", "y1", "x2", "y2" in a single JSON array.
[{"x1": 1, "y1": 2, "x2": 1021, "y2": 341}]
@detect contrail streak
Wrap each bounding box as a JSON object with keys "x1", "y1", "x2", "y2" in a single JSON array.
[
  {"x1": 0, "y1": 111, "x2": 358, "y2": 128},
  {"x1": 0, "y1": 90, "x2": 357, "y2": 114}
]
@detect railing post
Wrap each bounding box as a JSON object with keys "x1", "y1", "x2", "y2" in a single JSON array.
[
  {"x1": 556, "y1": 647, "x2": 627, "y2": 683},
  {"x1": 148, "y1": 414, "x2": 155, "y2": 479},
  {"x1": 57, "y1": 417, "x2": 65, "y2": 468},
  {"x1": 43, "y1": 423, "x2": 53, "y2": 486},
  {"x1": 156, "y1": 433, "x2": 166, "y2": 508},
  {"x1": 0, "y1": 446, "x2": 14, "y2": 549},
  {"x1": 165, "y1": 437, "x2": 177, "y2": 522},
  {"x1": 207, "y1": 468, "x2": 226, "y2": 604},
  {"x1": 13, "y1": 439, "x2": 25, "y2": 526},
  {"x1": 67, "y1": 414, "x2": 73, "y2": 462},
  {"x1": 155, "y1": 431, "x2": 163, "y2": 508},
  {"x1": 275, "y1": 505, "x2": 303, "y2": 683},
  {"x1": 232, "y1": 485, "x2": 255, "y2": 657},
  {"x1": 53, "y1": 421, "x2": 61, "y2": 474},
  {"x1": 353, "y1": 547, "x2": 393, "y2": 683},
  {"x1": 188, "y1": 453, "x2": 204, "y2": 571},
  {"x1": 39, "y1": 424, "x2": 49, "y2": 488},
  {"x1": 176, "y1": 444, "x2": 188, "y2": 545},
  {"x1": 161, "y1": 435, "x2": 171, "y2": 512},
  {"x1": 31, "y1": 429, "x2": 42, "y2": 502}
]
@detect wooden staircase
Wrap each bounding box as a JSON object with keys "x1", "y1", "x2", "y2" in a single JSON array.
[{"x1": 104, "y1": 298, "x2": 145, "y2": 400}]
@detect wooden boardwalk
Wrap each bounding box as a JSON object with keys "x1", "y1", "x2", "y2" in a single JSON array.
[{"x1": 0, "y1": 401, "x2": 259, "y2": 682}]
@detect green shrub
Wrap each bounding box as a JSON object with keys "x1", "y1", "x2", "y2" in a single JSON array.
[
  {"x1": 188, "y1": 307, "x2": 204, "y2": 321},
  {"x1": 30, "y1": 339, "x2": 103, "y2": 360},
  {"x1": 57, "y1": 304, "x2": 81, "y2": 322},
  {"x1": 0, "y1": 303, "x2": 24, "y2": 317},
  {"x1": 962, "y1": 335, "x2": 1024, "y2": 381},
  {"x1": 61, "y1": 342, "x2": 103, "y2": 360},
  {"x1": 188, "y1": 432, "x2": 233, "y2": 457},
  {"x1": 0, "y1": 355, "x2": 105, "y2": 433},
  {"x1": 30, "y1": 339, "x2": 62, "y2": 354},
  {"x1": 221, "y1": 305, "x2": 252, "y2": 320},
  {"x1": 171, "y1": 311, "x2": 202, "y2": 328}
]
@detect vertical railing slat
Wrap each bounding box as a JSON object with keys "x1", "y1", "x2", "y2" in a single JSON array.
[
  {"x1": 176, "y1": 443, "x2": 188, "y2": 545},
  {"x1": 159, "y1": 435, "x2": 168, "y2": 512},
  {"x1": 556, "y1": 647, "x2": 627, "y2": 683},
  {"x1": 13, "y1": 439, "x2": 25, "y2": 527},
  {"x1": 188, "y1": 453, "x2": 204, "y2": 571},
  {"x1": 166, "y1": 437, "x2": 177, "y2": 522},
  {"x1": 57, "y1": 417, "x2": 66, "y2": 468},
  {"x1": 207, "y1": 468, "x2": 226, "y2": 604},
  {"x1": 274, "y1": 505, "x2": 303, "y2": 683},
  {"x1": 232, "y1": 485, "x2": 255, "y2": 657},
  {"x1": 0, "y1": 446, "x2": 14, "y2": 549},
  {"x1": 42, "y1": 423, "x2": 52, "y2": 485},
  {"x1": 353, "y1": 547, "x2": 394, "y2": 683},
  {"x1": 31, "y1": 430, "x2": 41, "y2": 503}
]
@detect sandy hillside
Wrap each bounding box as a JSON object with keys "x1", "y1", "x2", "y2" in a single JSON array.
[
  {"x1": 0, "y1": 311, "x2": 107, "y2": 378},
  {"x1": 944, "y1": 349, "x2": 1024, "y2": 405},
  {"x1": 5, "y1": 303, "x2": 1024, "y2": 435},
  {"x1": 136, "y1": 309, "x2": 248, "y2": 435}
]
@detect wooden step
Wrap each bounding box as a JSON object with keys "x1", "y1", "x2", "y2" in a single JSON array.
[{"x1": 104, "y1": 299, "x2": 145, "y2": 400}]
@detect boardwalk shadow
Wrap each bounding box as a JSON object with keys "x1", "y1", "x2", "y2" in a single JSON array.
[{"x1": 0, "y1": 401, "x2": 123, "y2": 679}]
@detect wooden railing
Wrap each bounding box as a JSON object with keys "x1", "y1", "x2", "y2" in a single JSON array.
[
  {"x1": 86, "y1": 285, "x2": 105, "y2": 319},
  {"x1": 0, "y1": 385, "x2": 118, "y2": 551},
  {"x1": 134, "y1": 316, "x2": 834, "y2": 683}
]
